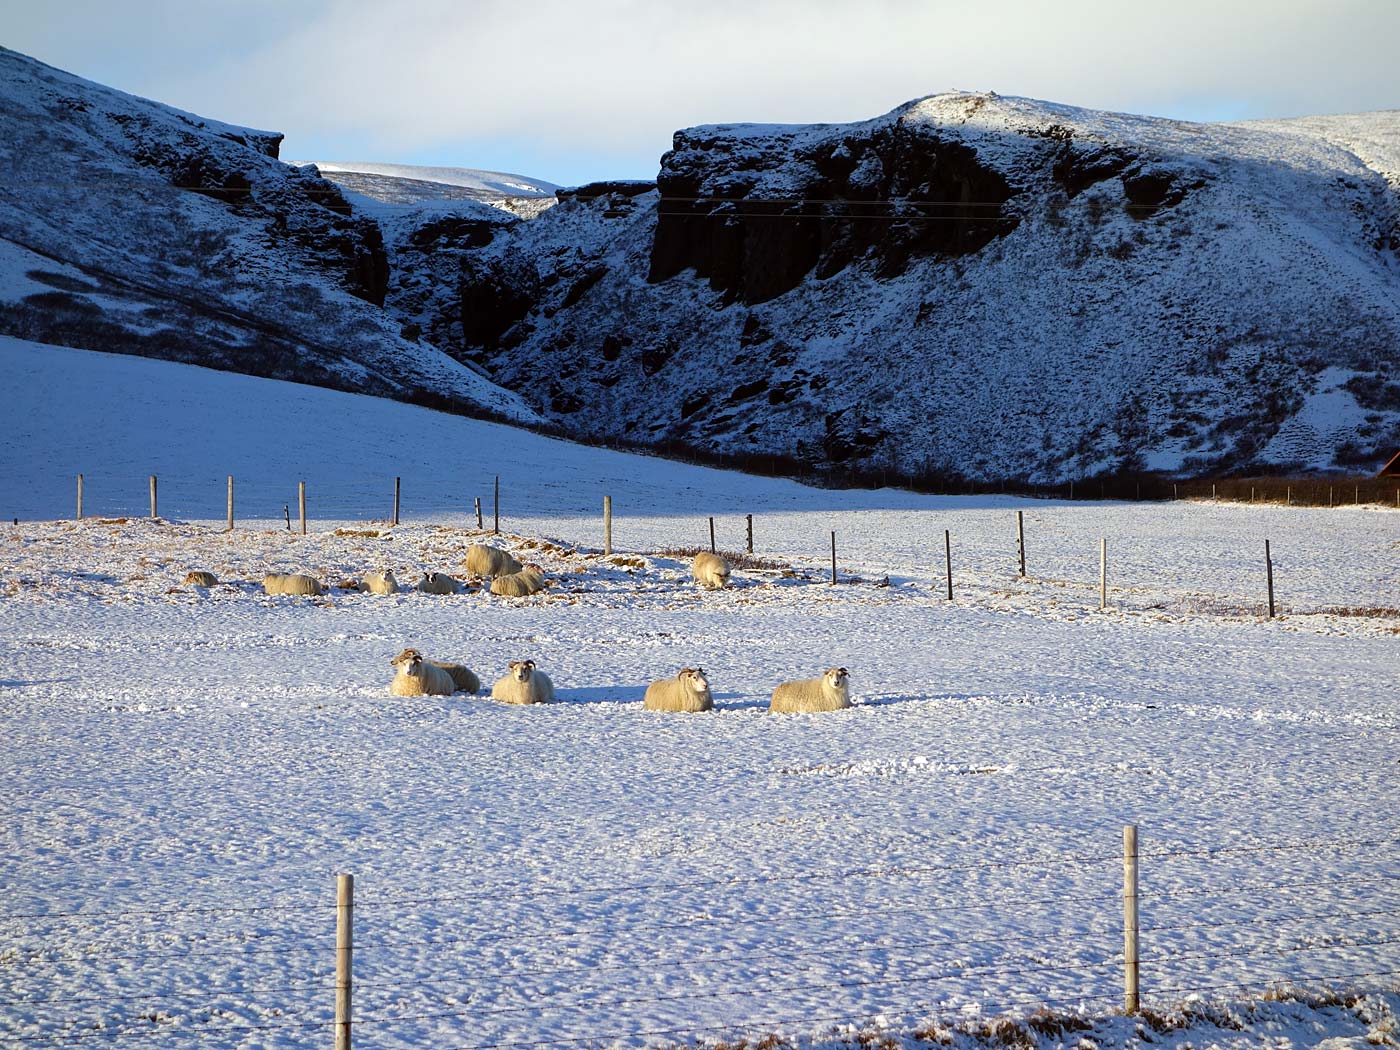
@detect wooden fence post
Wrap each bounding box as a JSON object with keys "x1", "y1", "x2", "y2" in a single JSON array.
[
  {"x1": 944, "y1": 529, "x2": 953, "y2": 601},
  {"x1": 604, "y1": 496, "x2": 613, "y2": 555},
  {"x1": 227, "y1": 475, "x2": 234, "y2": 531},
  {"x1": 149, "y1": 475, "x2": 157, "y2": 519},
  {"x1": 474, "y1": 497, "x2": 482, "y2": 530},
  {"x1": 830, "y1": 531, "x2": 837, "y2": 585},
  {"x1": 76, "y1": 474, "x2": 83, "y2": 520},
  {"x1": 1265, "y1": 539, "x2": 1275, "y2": 618},
  {"x1": 393, "y1": 477, "x2": 400, "y2": 526},
  {"x1": 1100, "y1": 537, "x2": 1107, "y2": 611},
  {"x1": 1017, "y1": 510, "x2": 1026, "y2": 577},
  {"x1": 709, "y1": 516, "x2": 716, "y2": 554},
  {"x1": 1123, "y1": 825, "x2": 1140, "y2": 1015},
  {"x1": 1212, "y1": 483, "x2": 1217, "y2": 500},
  {"x1": 493, "y1": 475, "x2": 500, "y2": 534},
  {"x1": 1329, "y1": 486, "x2": 1334, "y2": 508},
  {"x1": 746, "y1": 514, "x2": 753, "y2": 554},
  {"x1": 298, "y1": 481, "x2": 306, "y2": 536},
  {"x1": 1286, "y1": 486, "x2": 1291, "y2": 507},
  {"x1": 335, "y1": 873, "x2": 353, "y2": 1050}
]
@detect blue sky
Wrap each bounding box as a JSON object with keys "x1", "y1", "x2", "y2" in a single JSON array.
[{"x1": 3, "y1": 0, "x2": 1397, "y2": 187}]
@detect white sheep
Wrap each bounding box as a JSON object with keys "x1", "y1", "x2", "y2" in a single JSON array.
[
  {"x1": 490, "y1": 659, "x2": 555, "y2": 705},
  {"x1": 263, "y1": 573, "x2": 325, "y2": 596},
  {"x1": 389, "y1": 648, "x2": 457, "y2": 697},
  {"x1": 416, "y1": 571, "x2": 464, "y2": 595},
  {"x1": 643, "y1": 667, "x2": 714, "y2": 713},
  {"x1": 359, "y1": 569, "x2": 398, "y2": 595},
  {"x1": 182, "y1": 570, "x2": 218, "y2": 588},
  {"x1": 770, "y1": 667, "x2": 851, "y2": 714},
  {"x1": 490, "y1": 565, "x2": 546, "y2": 597},
  {"x1": 692, "y1": 551, "x2": 731, "y2": 590},
  {"x1": 429, "y1": 660, "x2": 480, "y2": 694},
  {"x1": 464, "y1": 544, "x2": 522, "y2": 577}
]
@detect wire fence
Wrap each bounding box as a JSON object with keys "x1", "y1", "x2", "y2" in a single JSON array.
[{"x1": 2, "y1": 830, "x2": 1398, "y2": 1048}]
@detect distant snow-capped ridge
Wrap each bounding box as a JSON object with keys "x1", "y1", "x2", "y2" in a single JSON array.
[{"x1": 296, "y1": 160, "x2": 558, "y2": 197}]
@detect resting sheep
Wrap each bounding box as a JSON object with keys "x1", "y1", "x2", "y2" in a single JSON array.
[
  {"x1": 416, "y1": 571, "x2": 464, "y2": 595},
  {"x1": 389, "y1": 648, "x2": 457, "y2": 697},
  {"x1": 490, "y1": 659, "x2": 554, "y2": 705},
  {"x1": 359, "y1": 569, "x2": 398, "y2": 595},
  {"x1": 182, "y1": 570, "x2": 218, "y2": 588},
  {"x1": 643, "y1": 667, "x2": 714, "y2": 713},
  {"x1": 692, "y1": 551, "x2": 731, "y2": 590},
  {"x1": 263, "y1": 573, "x2": 325, "y2": 596},
  {"x1": 464, "y1": 544, "x2": 522, "y2": 577},
  {"x1": 429, "y1": 660, "x2": 480, "y2": 694},
  {"x1": 490, "y1": 566, "x2": 546, "y2": 597},
  {"x1": 770, "y1": 667, "x2": 851, "y2": 714}
]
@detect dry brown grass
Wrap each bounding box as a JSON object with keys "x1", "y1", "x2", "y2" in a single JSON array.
[
  {"x1": 1314, "y1": 606, "x2": 1400, "y2": 619},
  {"x1": 333, "y1": 528, "x2": 388, "y2": 538}
]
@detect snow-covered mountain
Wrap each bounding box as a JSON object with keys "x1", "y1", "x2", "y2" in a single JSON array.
[
  {"x1": 445, "y1": 96, "x2": 1400, "y2": 482},
  {"x1": 0, "y1": 46, "x2": 539, "y2": 424},
  {"x1": 293, "y1": 160, "x2": 558, "y2": 217},
  {"x1": 2, "y1": 42, "x2": 1397, "y2": 482}
]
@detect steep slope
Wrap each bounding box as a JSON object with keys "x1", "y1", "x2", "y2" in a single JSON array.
[
  {"x1": 298, "y1": 160, "x2": 559, "y2": 217},
  {"x1": 444, "y1": 95, "x2": 1400, "y2": 482},
  {"x1": 0, "y1": 46, "x2": 539, "y2": 423}
]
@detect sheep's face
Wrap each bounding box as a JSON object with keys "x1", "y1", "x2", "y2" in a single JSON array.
[
  {"x1": 825, "y1": 667, "x2": 849, "y2": 690},
  {"x1": 680, "y1": 667, "x2": 709, "y2": 693},
  {"x1": 392, "y1": 648, "x2": 424, "y2": 674},
  {"x1": 509, "y1": 659, "x2": 536, "y2": 682}
]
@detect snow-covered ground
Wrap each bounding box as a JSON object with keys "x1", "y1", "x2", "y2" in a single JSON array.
[{"x1": 3, "y1": 338, "x2": 1399, "y2": 1050}]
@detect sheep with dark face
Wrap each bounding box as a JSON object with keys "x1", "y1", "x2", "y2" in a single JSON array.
[
  {"x1": 182, "y1": 571, "x2": 218, "y2": 588},
  {"x1": 643, "y1": 667, "x2": 714, "y2": 713},
  {"x1": 389, "y1": 648, "x2": 457, "y2": 697},
  {"x1": 490, "y1": 659, "x2": 554, "y2": 705},
  {"x1": 692, "y1": 552, "x2": 731, "y2": 589},
  {"x1": 770, "y1": 667, "x2": 851, "y2": 713},
  {"x1": 416, "y1": 571, "x2": 464, "y2": 595}
]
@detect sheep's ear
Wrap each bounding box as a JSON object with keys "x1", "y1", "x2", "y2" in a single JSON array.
[{"x1": 508, "y1": 660, "x2": 520, "y2": 670}]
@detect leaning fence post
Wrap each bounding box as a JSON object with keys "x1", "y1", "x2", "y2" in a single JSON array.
[
  {"x1": 149, "y1": 475, "x2": 157, "y2": 519},
  {"x1": 226, "y1": 475, "x2": 234, "y2": 531},
  {"x1": 474, "y1": 497, "x2": 482, "y2": 530},
  {"x1": 1123, "y1": 825, "x2": 1140, "y2": 1014},
  {"x1": 76, "y1": 473, "x2": 83, "y2": 520},
  {"x1": 746, "y1": 514, "x2": 753, "y2": 554},
  {"x1": 393, "y1": 477, "x2": 400, "y2": 526},
  {"x1": 830, "y1": 531, "x2": 837, "y2": 585},
  {"x1": 1016, "y1": 510, "x2": 1026, "y2": 577},
  {"x1": 944, "y1": 529, "x2": 953, "y2": 601},
  {"x1": 604, "y1": 496, "x2": 613, "y2": 555},
  {"x1": 493, "y1": 475, "x2": 500, "y2": 534},
  {"x1": 1265, "y1": 539, "x2": 1276, "y2": 618},
  {"x1": 298, "y1": 481, "x2": 306, "y2": 536},
  {"x1": 708, "y1": 516, "x2": 717, "y2": 554},
  {"x1": 1100, "y1": 537, "x2": 1107, "y2": 611},
  {"x1": 335, "y1": 873, "x2": 353, "y2": 1050}
]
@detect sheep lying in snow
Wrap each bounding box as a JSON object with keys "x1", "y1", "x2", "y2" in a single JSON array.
[
  {"x1": 464, "y1": 544, "x2": 522, "y2": 577},
  {"x1": 490, "y1": 566, "x2": 546, "y2": 597},
  {"x1": 359, "y1": 569, "x2": 398, "y2": 595},
  {"x1": 389, "y1": 648, "x2": 457, "y2": 697},
  {"x1": 692, "y1": 551, "x2": 731, "y2": 590},
  {"x1": 770, "y1": 667, "x2": 851, "y2": 713},
  {"x1": 644, "y1": 667, "x2": 714, "y2": 713},
  {"x1": 429, "y1": 660, "x2": 479, "y2": 694},
  {"x1": 416, "y1": 571, "x2": 464, "y2": 595},
  {"x1": 490, "y1": 659, "x2": 554, "y2": 705},
  {"x1": 263, "y1": 573, "x2": 325, "y2": 596},
  {"x1": 182, "y1": 571, "x2": 218, "y2": 588}
]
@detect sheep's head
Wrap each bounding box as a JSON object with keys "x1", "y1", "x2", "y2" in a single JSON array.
[
  {"x1": 680, "y1": 667, "x2": 709, "y2": 693},
  {"x1": 509, "y1": 659, "x2": 536, "y2": 682},
  {"x1": 824, "y1": 667, "x2": 849, "y2": 690},
  {"x1": 392, "y1": 648, "x2": 424, "y2": 672}
]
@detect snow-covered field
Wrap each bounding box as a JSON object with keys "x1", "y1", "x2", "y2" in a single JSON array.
[{"x1": 3, "y1": 338, "x2": 1399, "y2": 1050}]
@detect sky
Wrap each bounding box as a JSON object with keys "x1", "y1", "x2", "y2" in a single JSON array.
[{"x1": 3, "y1": 0, "x2": 1398, "y2": 187}]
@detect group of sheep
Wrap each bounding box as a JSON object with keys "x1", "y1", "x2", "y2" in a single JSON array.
[{"x1": 388, "y1": 651, "x2": 850, "y2": 714}]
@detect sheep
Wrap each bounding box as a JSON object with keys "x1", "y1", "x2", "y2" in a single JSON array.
[
  {"x1": 464, "y1": 544, "x2": 522, "y2": 577},
  {"x1": 182, "y1": 570, "x2": 218, "y2": 588},
  {"x1": 490, "y1": 659, "x2": 554, "y2": 705},
  {"x1": 643, "y1": 667, "x2": 714, "y2": 713},
  {"x1": 692, "y1": 551, "x2": 731, "y2": 590},
  {"x1": 389, "y1": 648, "x2": 457, "y2": 697},
  {"x1": 358, "y1": 569, "x2": 398, "y2": 595},
  {"x1": 490, "y1": 565, "x2": 546, "y2": 597},
  {"x1": 429, "y1": 660, "x2": 480, "y2": 694},
  {"x1": 770, "y1": 667, "x2": 851, "y2": 714},
  {"x1": 416, "y1": 571, "x2": 464, "y2": 595},
  {"x1": 263, "y1": 573, "x2": 325, "y2": 596}
]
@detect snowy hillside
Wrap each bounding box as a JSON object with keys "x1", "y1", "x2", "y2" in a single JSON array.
[
  {"x1": 296, "y1": 160, "x2": 559, "y2": 217},
  {"x1": 448, "y1": 94, "x2": 1400, "y2": 482},
  {"x1": 3, "y1": 336, "x2": 1400, "y2": 1049},
  {"x1": 0, "y1": 46, "x2": 538, "y2": 423}
]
